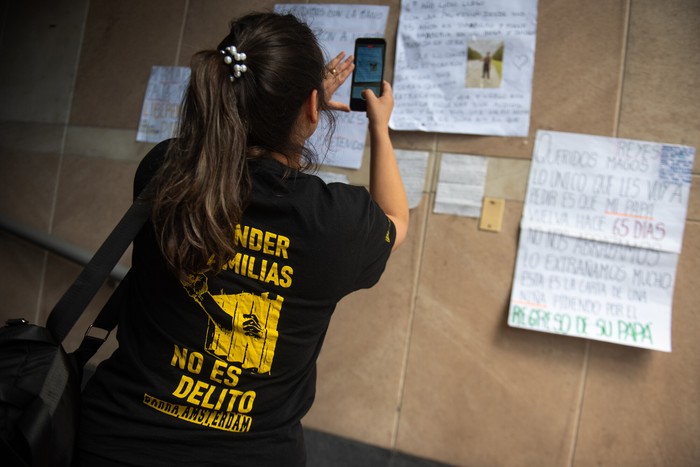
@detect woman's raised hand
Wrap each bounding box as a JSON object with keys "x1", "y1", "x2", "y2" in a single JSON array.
[{"x1": 323, "y1": 52, "x2": 354, "y2": 112}]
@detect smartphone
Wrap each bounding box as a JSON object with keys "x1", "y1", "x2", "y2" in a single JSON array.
[{"x1": 349, "y1": 38, "x2": 386, "y2": 112}]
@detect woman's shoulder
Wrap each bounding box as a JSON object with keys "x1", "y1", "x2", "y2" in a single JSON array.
[
  {"x1": 323, "y1": 180, "x2": 372, "y2": 206},
  {"x1": 134, "y1": 139, "x2": 174, "y2": 197},
  {"x1": 312, "y1": 181, "x2": 382, "y2": 233},
  {"x1": 138, "y1": 139, "x2": 173, "y2": 174}
]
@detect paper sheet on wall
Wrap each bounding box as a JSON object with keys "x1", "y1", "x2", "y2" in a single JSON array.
[
  {"x1": 522, "y1": 131, "x2": 694, "y2": 253},
  {"x1": 136, "y1": 66, "x2": 191, "y2": 143},
  {"x1": 434, "y1": 153, "x2": 488, "y2": 217},
  {"x1": 275, "y1": 4, "x2": 390, "y2": 169},
  {"x1": 509, "y1": 130, "x2": 695, "y2": 352},
  {"x1": 390, "y1": 0, "x2": 538, "y2": 136},
  {"x1": 316, "y1": 171, "x2": 350, "y2": 185},
  {"x1": 396, "y1": 149, "x2": 430, "y2": 209}
]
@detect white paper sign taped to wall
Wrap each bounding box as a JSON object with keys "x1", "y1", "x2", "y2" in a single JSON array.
[
  {"x1": 137, "y1": 66, "x2": 191, "y2": 143},
  {"x1": 509, "y1": 130, "x2": 695, "y2": 351},
  {"x1": 391, "y1": 0, "x2": 539, "y2": 136},
  {"x1": 522, "y1": 131, "x2": 694, "y2": 253},
  {"x1": 396, "y1": 149, "x2": 430, "y2": 209},
  {"x1": 434, "y1": 153, "x2": 488, "y2": 217}
]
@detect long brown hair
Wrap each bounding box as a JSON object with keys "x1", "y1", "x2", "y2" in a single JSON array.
[{"x1": 151, "y1": 13, "x2": 333, "y2": 281}]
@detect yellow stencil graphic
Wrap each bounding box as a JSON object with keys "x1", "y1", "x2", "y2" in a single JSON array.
[
  {"x1": 205, "y1": 292, "x2": 283, "y2": 374},
  {"x1": 143, "y1": 393, "x2": 253, "y2": 433}
]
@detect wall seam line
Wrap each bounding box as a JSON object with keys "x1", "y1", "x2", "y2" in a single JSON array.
[
  {"x1": 174, "y1": 0, "x2": 190, "y2": 65},
  {"x1": 568, "y1": 340, "x2": 591, "y2": 467},
  {"x1": 612, "y1": 0, "x2": 632, "y2": 139},
  {"x1": 37, "y1": 0, "x2": 91, "y2": 323},
  {"x1": 389, "y1": 136, "x2": 439, "y2": 451}
]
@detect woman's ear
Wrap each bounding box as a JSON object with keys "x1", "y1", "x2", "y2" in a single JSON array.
[
  {"x1": 297, "y1": 89, "x2": 320, "y2": 140},
  {"x1": 306, "y1": 89, "x2": 319, "y2": 125}
]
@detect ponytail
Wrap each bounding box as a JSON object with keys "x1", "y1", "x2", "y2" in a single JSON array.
[
  {"x1": 152, "y1": 50, "x2": 250, "y2": 281},
  {"x1": 150, "y1": 13, "x2": 332, "y2": 281}
]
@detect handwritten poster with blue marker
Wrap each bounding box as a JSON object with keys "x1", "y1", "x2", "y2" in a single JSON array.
[{"x1": 509, "y1": 130, "x2": 695, "y2": 351}]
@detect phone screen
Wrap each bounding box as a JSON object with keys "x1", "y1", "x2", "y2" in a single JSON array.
[{"x1": 350, "y1": 39, "x2": 386, "y2": 111}]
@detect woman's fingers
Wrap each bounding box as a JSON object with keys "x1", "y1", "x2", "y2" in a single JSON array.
[
  {"x1": 327, "y1": 53, "x2": 354, "y2": 82},
  {"x1": 327, "y1": 99, "x2": 351, "y2": 112},
  {"x1": 326, "y1": 52, "x2": 345, "y2": 72},
  {"x1": 323, "y1": 52, "x2": 355, "y2": 112}
]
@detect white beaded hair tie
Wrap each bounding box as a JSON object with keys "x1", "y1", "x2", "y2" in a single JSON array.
[{"x1": 221, "y1": 45, "x2": 248, "y2": 81}]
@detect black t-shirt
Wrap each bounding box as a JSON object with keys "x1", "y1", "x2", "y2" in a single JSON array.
[{"x1": 77, "y1": 140, "x2": 395, "y2": 466}]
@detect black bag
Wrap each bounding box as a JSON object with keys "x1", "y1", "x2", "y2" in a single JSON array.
[
  {"x1": 0, "y1": 321, "x2": 80, "y2": 467},
  {"x1": 0, "y1": 192, "x2": 151, "y2": 467}
]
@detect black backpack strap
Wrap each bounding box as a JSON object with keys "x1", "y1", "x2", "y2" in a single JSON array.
[
  {"x1": 71, "y1": 270, "x2": 133, "y2": 369},
  {"x1": 46, "y1": 184, "x2": 153, "y2": 344}
]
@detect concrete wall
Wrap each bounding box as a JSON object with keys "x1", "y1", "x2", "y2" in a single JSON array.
[{"x1": 1, "y1": 0, "x2": 698, "y2": 465}]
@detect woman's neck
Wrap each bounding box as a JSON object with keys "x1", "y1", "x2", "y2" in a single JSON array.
[{"x1": 270, "y1": 151, "x2": 302, "y2": 169}]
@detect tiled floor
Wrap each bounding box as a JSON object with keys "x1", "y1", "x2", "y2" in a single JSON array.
[{"x1": 305, "y1": 428, "x2": 455, "y2": 467}]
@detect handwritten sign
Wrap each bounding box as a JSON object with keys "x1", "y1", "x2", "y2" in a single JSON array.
[
  {"x1": 390, "y1": 0, "x2": 538, "y2": 136},
  {"x1": 137, "y1": 66, "x2": 191, "y2": 143},
  {"x1": 509, "y1": 131, "x2": 695, "y2": 352},
  {"x1": 510, "y1": 230, "x2": 679, "y2": 351},
  {"x1": 275, "y1": 4, "x2": 390, "y2": 169},
  {"x1": 522, "y1": 131, "x2": 695, "y2": 253}
]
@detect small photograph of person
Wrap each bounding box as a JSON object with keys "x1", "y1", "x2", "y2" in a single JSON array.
[{"x1": 465, "y1": 39, "x2": 504, "y2": 88}]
